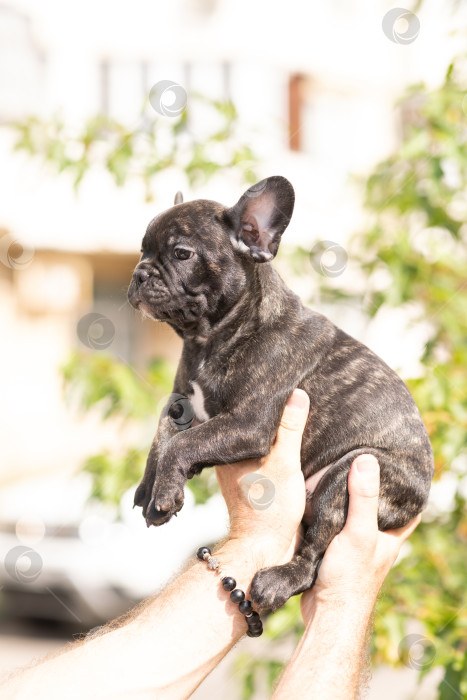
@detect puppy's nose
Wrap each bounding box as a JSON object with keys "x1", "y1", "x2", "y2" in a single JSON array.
[{"x1": 134, "y1": 268, "x2": 150, "y2": 285}]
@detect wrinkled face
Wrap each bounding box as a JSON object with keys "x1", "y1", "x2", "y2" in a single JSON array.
[
  {"x1": 127, "y1": 200, "x2": 248, "y2": 331},
  {"x1": 128, "y1": 176, "x2": 295, "y2": 332}
]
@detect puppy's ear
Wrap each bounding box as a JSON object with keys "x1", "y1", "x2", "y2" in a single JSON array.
[
  {"x1": 174, "y1": 191, "x2": 183, "y2": 205},
  {"x1": 224, "y1": 176, "x2": 295, "y2": 262}
]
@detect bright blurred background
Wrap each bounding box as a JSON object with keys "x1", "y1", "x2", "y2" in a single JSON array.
[{"x1": 0, "y1": 0, "x2": 466, "y2": 698}]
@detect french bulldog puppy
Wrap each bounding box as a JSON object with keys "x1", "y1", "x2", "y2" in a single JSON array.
[{"x1": 127, "y1": 176, "x2": 434, "y2": 611}]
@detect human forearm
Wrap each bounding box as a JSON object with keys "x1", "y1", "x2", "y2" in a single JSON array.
[
  {"x1": 2, "y1": 539, "x2": 263, "y2": 700},
  {"x1": 131, "y1": 538, "x2": 264, "y2": 698},
  {"x1": 2, "y1": 392, "x2": 310, "y2": 700},
  {"x1": 273, "y1": 591, "x2": 374, "y2": 700}
]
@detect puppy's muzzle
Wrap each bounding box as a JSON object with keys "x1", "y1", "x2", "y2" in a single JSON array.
[
  {"x1": 133, "y1": 267, "x2": 150, "y2": 285},
  {"x1": 128, "y1": 264, "x2": 171, "y2": 313},
  {"x1": 132, "y1": 265, "x2": 168, "y2": 295}
]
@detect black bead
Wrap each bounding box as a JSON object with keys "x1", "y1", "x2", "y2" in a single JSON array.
[
  {"x1": 247, "y1": 616, "x2": 262, "y2": 628},
  {"x1": 247, "y1": 621, "x2": 263, "y2": 632},
  {"x1": 196, "y1": 547, "x2": 211, "y2": 560},
  {"x1": 239, "y1": 600, "x2": 252, "y2": 615},
  {"x1": 247, "y1": 627, "x2": 263, "y2": 637},
  {"x1": 246, "y1": 611, "x2": 260, "y2": 623},
  {"x1": 222, "y1": 577, "x2": 236, "y2": 591},
  {"x1": 230, "y1": 589, "x2": 245, "y2": 604}
]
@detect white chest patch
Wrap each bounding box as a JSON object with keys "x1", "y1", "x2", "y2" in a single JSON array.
[{"x1": 189, "y1": 381, "x2": 210, "y2": 423}]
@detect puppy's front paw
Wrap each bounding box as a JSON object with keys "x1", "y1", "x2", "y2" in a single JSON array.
[
  {"x1": 133, "y1": 453, "x2": 159, "y2": 515},
  {"x1": 250, "y1": 560, "x2": 316, "y2": 612},
  {"x1": 134, "y1": 479, "x2": 157, "y2": 521},
  {"x1": 145, "y1": 482, "x2": 185, "y2": 527},
  {"x1": 250, "y1": 566, "x2": 294, "y2": 611},
  {"x1": 134, "y1": 481, "x2": 149, "y2": 509}
]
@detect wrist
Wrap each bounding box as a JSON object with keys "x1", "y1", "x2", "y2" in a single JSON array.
[
  {"x1": 204, "y1": 540, "x2": 263, "y2": 637},
  {"x1": 213, "y1": 538, "x2": 264, "y2": 584},
  {"x1": 302, "y1": 584, "x2": 377, "y2": 627},
  {"x1": 220, "y1": 532, "x2": 292, "y2": 573}
]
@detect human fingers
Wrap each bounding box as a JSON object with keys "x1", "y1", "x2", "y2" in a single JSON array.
[
  {"x1": 344, "y1": 455, "x2": 380, "y2": 542},
  {"x1": 269, "y1": 389, "x2": 310, "y2": 476},
  {"x1": 382, "y1": 513, "x2": 422, "y2": 544}
]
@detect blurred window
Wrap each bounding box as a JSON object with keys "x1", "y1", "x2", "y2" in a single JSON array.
[
  {"x1": 0, "y1": 5, "x2": 45, "y2": 121},
  {"x1": 98, "y1": 57, "x2": 231, "y2": 122},
  {"x1": 93, "y1": 278, "x2": 134, "y2": 361}
]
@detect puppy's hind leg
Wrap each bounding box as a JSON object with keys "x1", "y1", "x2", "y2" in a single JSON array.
[
  {"x1": 250, "y1": 458, "x2": 350, "y2": 611},
  {"x1": 250, "y1": 448, "x2": 397, "y2": 612}
]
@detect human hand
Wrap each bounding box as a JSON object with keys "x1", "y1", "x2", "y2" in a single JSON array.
[
  {"x1": 215, "y1": 389, "x2": 309, "y2": 571},
  {"x1": 300, "y1": 454, "x2": 421, "y2": 624}
]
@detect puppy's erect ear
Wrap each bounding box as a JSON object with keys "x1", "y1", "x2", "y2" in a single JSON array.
[
  {"x1": 224, "y1": 176, "x2": 295, "y2": 262},
  {"x1": 174, "y1": 191, "x2": 183, "y2": 205}
]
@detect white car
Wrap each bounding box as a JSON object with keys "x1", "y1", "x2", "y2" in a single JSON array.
[{"x1": 0, "y1": 473, "x2": 228, "y2": 628}]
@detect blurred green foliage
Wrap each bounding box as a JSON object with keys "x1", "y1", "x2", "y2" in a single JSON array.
[
  {"x1": 62, "y1": 352, "x2": 167, "y2": 420},
  {"x1": 62, "y1": 352, "x2": 172, "y2": 505},
  {"x1": 55, "y1": 60, "x2": 467, "y2": 698},
  {"x1": 10, "y1": 95, "x2": 257, "y2": 201},
  {"x1": 62, "y1": 351, "x2": 219, "y2": 507}
]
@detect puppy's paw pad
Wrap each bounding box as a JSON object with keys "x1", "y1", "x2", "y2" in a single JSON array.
[
  {"x1": 155, "y1": 495, "x2": 184, "y2": 512},
  {"x1": 250, "y1": 566, "x2": 292, "y2": 612},
  {"x1": 145, "y1": 499, "x2": 174, "y2": 527},
  {"x1": 144, "y1": 483, "x2": 185, "y2": 527},
  {"x1": 154, "y1": 488, "x2": 185, "y2": 512}
]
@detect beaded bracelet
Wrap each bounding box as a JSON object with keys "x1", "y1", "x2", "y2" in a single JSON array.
[{"x1": 196, "y1": 546, "x2": 263, "y2": 637}]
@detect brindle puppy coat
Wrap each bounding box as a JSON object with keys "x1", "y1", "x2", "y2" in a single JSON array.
[{"x1": 127, "y1": 176, "x2": 434, "y2": 611}]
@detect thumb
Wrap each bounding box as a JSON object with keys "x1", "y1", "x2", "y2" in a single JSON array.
[
  {"x1": 274, "y1": 389, "x2": 310, "y2": 455},
  {"x1": 345, "y1": 454, "x2": 380, "y2": 538}
]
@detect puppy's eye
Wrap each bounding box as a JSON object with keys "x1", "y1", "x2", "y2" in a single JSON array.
[{"x1": 174, "y1": 248, "x2": 194, "y2": 260}]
